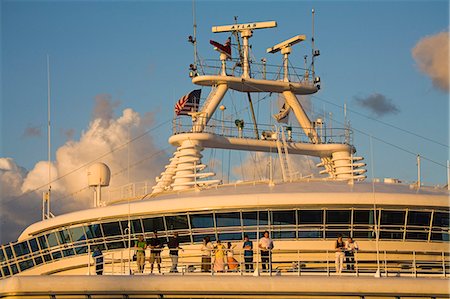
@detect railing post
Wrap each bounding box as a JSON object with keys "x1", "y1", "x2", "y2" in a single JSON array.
[
  {"x1": 326, "y1": 250, "x2": 330, "y2": 276},
  {"x1": 413, "y1": 251, "x2": 417, "y2": 277},
  {"x1": 355, "y1": 252, "x2": 359, "y2": 277},
  {"x1": 87, "y1": 244, "x2": 91, "y2": 276},
  {"x1": 111, "y1": 252, "x2": 114, "y2": 275},
  {"x1": 442, "y1": 251, "x2": 446, "y2": 278},
  {"x1": 384, "y1": 250, "x2": 388, "y2": 277},
  {"x1": 297, "y1": 249, "x2": 300, "y2": 276}
]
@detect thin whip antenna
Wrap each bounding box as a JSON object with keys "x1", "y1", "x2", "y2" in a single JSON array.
[
  {"x1": 311, "y1": 8, "x2": 315, "y2": 78},
  {"x1": 192, "y1": 0, "x2": 197, "y2": 66},
  {"x1": 43, "y1": 54, "x2": 52, "y2": 220}
]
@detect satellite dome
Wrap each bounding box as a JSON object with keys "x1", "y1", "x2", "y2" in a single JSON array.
[{"x1": 87, "y1": 162, "x2": 111, "y2": 187}]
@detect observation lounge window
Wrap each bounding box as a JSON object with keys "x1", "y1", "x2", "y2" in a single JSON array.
[
  {"x1": 272, "y1": 211, "x2": 296, "y2": 225},
  {"x1": 18, "y1": 260, "x2": 34, "y2": 272},
  {"x1": 120, "y1": 219, "x2": 143, "y2": 235},
  {"x1": 101, "y1": 221, "x2": 122, "y2": 237},
  {"x1": 85, "y1": 224, "x2": 102, "y2": 239},
  {"x1": 165, "y1": 215, "x2": 189, "y2": 230},
  {"x1": 29, "y1": 238, "x2": 40, "y2": 252},
  {"x1": 433, "y1": 212, "x2": 450, "y2": 228},
  {"x1": 13, "y1": 242, "x2": 30, "y2": 257},
  {"x1": 216, "y1": 212, "x2": 241, "y2": 227},
  {"x1": 142, "y1": 217, "x2": 165, "y2": 232},
  {"x1": 298, "y1": 210, "x2": 323, "y2": 224},
  {"x1": 192, "y1": 233, "x2": 216, "y2": 243},
  {"x1": 242, "y1": 211, "x2": 269, "y2": 226},
  {"x1": 38, "y1": 236, "x2": 48, "y2": 250},
  {"x1": 218, "y1": 232, "x2": 242, "y2": 241},
  {"x1": 381, "y1": 210, "x2": 405, "y2": 226},
  {"x1": 431, "y1": 212, "x2": 450, "y2": 242},
  {"x1": 190, "y1": 213, "x2": 214, "y2": 229},
  {"x1": 106, "y1": 241, "x2": 126, "y2": 250},
  {"x1": 56, "y1": 230, "x2": 71, "y2": 244},
  {"x1": 69, "y1": 226, "x2": 86, "y2": 243},
  {"x1": 0, "y1": 248, "x2": 5, "y2": 262},
  {"x1": 407, "y1": 211, "x2": 431, "y2": 226},
  {"x1": 326, "y1": 210, "x2": 351, "y2": 224},
  {"x1": 353, "y1": 210, "x2": 377, "y2": 224},
  {"x1": 46, "y1": 232, "x2": 59, "y2": 248},
  {"x1": 4, "y1": 245, "x2": 14, "y2": 260}
]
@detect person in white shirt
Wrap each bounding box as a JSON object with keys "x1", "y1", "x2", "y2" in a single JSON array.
[
  {"x1": 345, "y1": 236, "x2": 359, "y2": 271},
  {"x1": 258, "y1": 231, "x2": 274, "y2": 272},
  {"x1": 200, "y1": 236, "x2": 214, "y2": 272},
  {"x1": 334, "y1": 234, "x2": 345, "y2": 274}
]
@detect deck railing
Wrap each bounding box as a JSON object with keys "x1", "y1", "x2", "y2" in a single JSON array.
[
  {"x1": 94, "y1": 248, "x2": 449, "y2": 278},
  {"x1": 172, "y1": 119, "x2": 352, "y2": 145}
]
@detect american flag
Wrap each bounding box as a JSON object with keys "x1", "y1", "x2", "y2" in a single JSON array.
[{"x1": 174, "y1": 89, "x2": 201, "y2": 116}]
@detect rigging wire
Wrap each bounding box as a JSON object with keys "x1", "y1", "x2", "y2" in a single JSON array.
[
  {"x1": 311, "y1": 94, "x2": 449, "y2": 149},
  {"x1": 332, "y1": 116, "x2": 448, "y2": 169},
  {"x1": 13, "y1": 119, "x2": 172, "y2": 202}
]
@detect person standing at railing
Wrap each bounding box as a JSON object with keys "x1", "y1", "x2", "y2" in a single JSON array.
[
  {"x1": 259, "y1": 231, "x2": 274, "y2": 272},
  {"x1": 92, "y1": 247, "x2": 103, "y2": 275},
  {"x1": 201, "y1": 236, "x2": 213, "y2": 272},
  {"x1": 168, "y1": 232, "x2": 183, "y2": 273},
  {"x1": 148, "y1": 231, "x2": 163, "y2": 274},
  {"x1": 213, "y1": 239, "x2": 226, "y2": 272},
  {"x1": 134, "y1": 235, "x2": 147, "y2": 273},
  {"x1": 242, "y1": 234, "x2": 254, "y2": 272},
  {"x1": 226, "y1": 242, "x2": 238, "y2": 272},
  {"x1": 335, "y1": 234, "x2": 345, "y2": 274},
  {"x1": 345, "y1": 236, "x2": 359, "y2": 271}
]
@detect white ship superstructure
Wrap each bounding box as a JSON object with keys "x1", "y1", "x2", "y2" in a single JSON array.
[{"x1": 1, "y1": 17, "x2": 449, "y2": 299}]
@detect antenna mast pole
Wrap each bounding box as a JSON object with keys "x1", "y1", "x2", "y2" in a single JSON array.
[
  {"x1": 43, "y1": 55, "x2": 52, "y2": 220},
  {"x1": 192, "y1": 0, "x2": 197, "y2": 67},
  {"x1": 311, "y1": 8, "x2": 316, "y2": 79}
]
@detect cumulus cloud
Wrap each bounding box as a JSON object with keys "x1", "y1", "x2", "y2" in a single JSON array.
[
  {"x1": 412, "y1": 31, "x2": 449, "y2": 92},
  {"x1": 354, "y1": 93, "x2": 400, "y2": 117},
  {"x1": 0, "y1": 95, "x2": 167, "y2": 244}
]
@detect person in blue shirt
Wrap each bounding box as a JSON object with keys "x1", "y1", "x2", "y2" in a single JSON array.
[
  {"x1": 242, "y1": 234, "x2": 253, "y2": 272},
  {"x1": 92, "y1": 247, "x2": 103, "y2": 275}
]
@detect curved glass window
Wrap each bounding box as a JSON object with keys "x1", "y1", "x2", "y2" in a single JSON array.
[
  {"x1": 190, "y1": 213, "x2": 214, "y2": 229},
  {"x1": 381, "y1": 210, "x2": 405, "y2": 226},
  {"x1": 29, "y1": 238, "x2": 39, "y2": 252},
  {"x1": 433, "y1": 212, "x2": 449, "y2": 228},
  {"x1": 85, "y1": 224, "x2": 102, "y2": 239},
  {"x1": 326, "y1": 210, "x2": 351, "y2": 224},
  {"x1": 354, "y1": 210, "x2": 377, "y2": 224},
  {"x1": 272, "y1": 211, "x2": 296, "y2": 225},
  {"x1": 298, "y1": 230, "x2": 323, "y2": 238},
  {"x1": 13, "y1": 242, "x2": 30, "y2": 257},
  {"x1": 38, "y1": 236, "x2": 48, "y2": 250},
  {"x1": 69, "y1": 226, "x2": 86, "y2": 243},
  {"x1": 407, "y1": 211, "x2": 431, "y2": 226},
  {"x1": 46, "y1": 233, "x2": 59, "y2": 248},
  {"x1": 298, "y1": 210, "x2": 323, "y2": 224},
  {"x1": 165, "y1": 215, "x2": 188, "y2": 230},
  {"x1": 380, "y1": 231, "x2": 403, "y2": 239},
  {"x1": 0, "y1": 248, "x2": 5, "y2": 262},
  {"x1": 192, "y1": 233, "x2": 216, "y2": 243},
  {"x1": 120, "y1": 219, "x2": 143, "y2": 234},
  {"x1": 142, "y1": 217, "x2": 165, "y2": 232},
  {"x1": 216, "y1": 212, "x2": 241, "y2": 227},
  {"x1": 101, "y1": 222, "x2": 122, "y2": 237},
  {"x1": 242, "y1": 212, "x2": 257, "y2": 226},
  {"x1": 218, "y1": 232, "x2": 242, "y2": 241},
  {"x1": 272, "y1": 231, "x2": 296, "y2": 239},
  {"x1": 56, "y1": 230, "x2": 71, "y2": 244}
]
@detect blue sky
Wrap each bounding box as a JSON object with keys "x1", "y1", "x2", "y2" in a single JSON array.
[{"x1": 1, "y1": 0, "x2": 449, "y2": 189}]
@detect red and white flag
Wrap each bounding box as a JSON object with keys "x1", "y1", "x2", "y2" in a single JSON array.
[{"x1": 174, "y1": 89, "x2": 201, "y2": 116}]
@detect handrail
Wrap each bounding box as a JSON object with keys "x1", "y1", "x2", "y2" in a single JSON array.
[{"x1": 84, "y1": 248, "x2": 449, "y2": 278}]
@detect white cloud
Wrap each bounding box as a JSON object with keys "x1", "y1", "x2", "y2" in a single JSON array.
[
  {"x1": 0, "y1": 97, "x2": 167, "y2": 244},
  {"x1": 412, "y1": 31, "x2": 449, "y2": 92}
]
